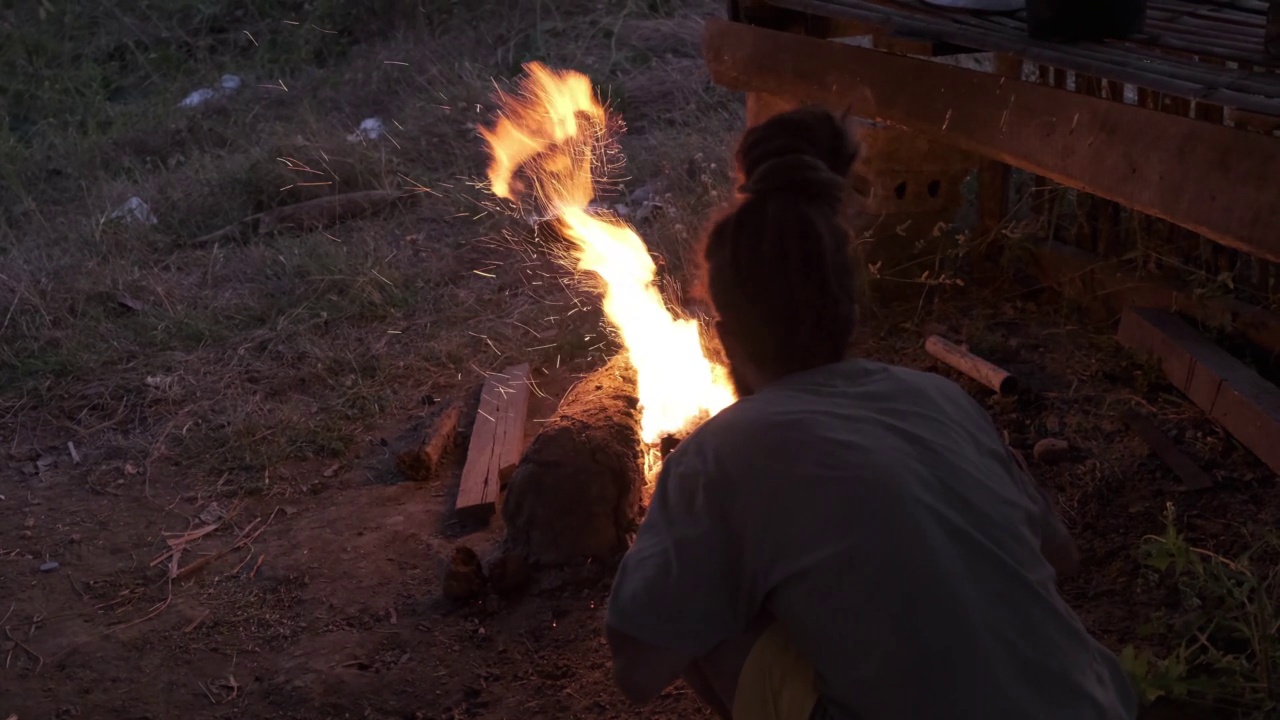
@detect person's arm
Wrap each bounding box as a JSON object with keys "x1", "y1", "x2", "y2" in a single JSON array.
[
  {"x1": 1007, "y1": 446, "x2": 1080, "y2": 579},
  {"x1": 606, "y1": 624, "x2": 691, "y2": 705},
  {"x1": 605, "y1": 450, "x2": 749, "y2": 706},
  {"x1": 1031, "y1": 482, "x2": 1081, "y2": 578}
]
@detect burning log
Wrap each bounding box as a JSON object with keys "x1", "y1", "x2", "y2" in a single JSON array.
[
  {"x1": 924, "y1": 335, "x2": 1019, "y2": 396},
  {"x1": 501, "y1": 356, "x2": 646, "y2": 565},
  {"x1": 456, "y1": 365, "x2": 532, "y2": 519}
]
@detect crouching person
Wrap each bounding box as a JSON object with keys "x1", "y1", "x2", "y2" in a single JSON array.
[{"x1": 604, "y1": 107, "x2": 1137, "y2": 720}]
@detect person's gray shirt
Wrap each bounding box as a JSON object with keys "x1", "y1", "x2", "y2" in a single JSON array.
[{"x1": 608, "y1": 359, "x2": 1137, "y2": 719}]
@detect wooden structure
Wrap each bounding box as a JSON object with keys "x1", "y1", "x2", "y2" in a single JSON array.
[
  {"x1": 708, "y1": 0, "x2": 1280, "y2": 344},
  {"x1": 1119, "y1": 307, "x2": 1280, "y2": 476}
]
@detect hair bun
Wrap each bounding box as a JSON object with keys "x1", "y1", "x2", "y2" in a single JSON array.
[
  {"x1": 739, "y1": 154, "x2": 845, "y2": 205},
  {"x1": 736, "y1": 106, "x2": 858, "y2": 183}
]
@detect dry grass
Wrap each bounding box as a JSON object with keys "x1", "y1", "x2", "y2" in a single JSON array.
[{"x1": 0, "y1": 0, "x2": 742, "y2": 488}]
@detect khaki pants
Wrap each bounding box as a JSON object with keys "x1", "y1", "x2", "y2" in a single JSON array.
[{"x1": 732, "y1": 624, "x2": 822, "y2": 720}]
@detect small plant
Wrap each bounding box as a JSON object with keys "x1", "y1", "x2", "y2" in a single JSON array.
[{"x1": 1121, "y1": 503, "x2": 1280, "y2": 717}]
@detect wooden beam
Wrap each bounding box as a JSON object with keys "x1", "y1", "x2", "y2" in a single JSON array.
[
  {"x1": 703, "y1": 18, "x2": 1280, "y2": 263},
  {"x1": 1117, "y1": 307, "x2": 1280, "y2": 476},
  {"x1": 1121, "y1": 411, "x2": 1215, "y2": 491},
  {"x1": 456, "y1": 364, "x2": 532, "y2": 518},
  {"x1": 974, "y1": 53, "x2": 1022, "y2": 275},
  {"x1": 1027, "y1": 240, "x2": 1280, "y2": 360}
]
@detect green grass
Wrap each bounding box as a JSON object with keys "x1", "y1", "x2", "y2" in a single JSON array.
[
  {"x1": 1122, "y1": 505, "x2": 1280, "y2": 718},
  {"x1": 0, "y1": 0, "x2": 741, "y2": 475}
]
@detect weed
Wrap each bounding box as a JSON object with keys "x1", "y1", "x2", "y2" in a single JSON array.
[{"x1": 1121, "y1": 503, "x2": 1280, "y2": 717}]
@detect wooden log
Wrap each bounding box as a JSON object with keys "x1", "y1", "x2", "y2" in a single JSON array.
[
  {"x1": 924, "y1": 335, "x2": 1018, "y2": 396},
  {"x1": 396, "y1": 403, "x2": 462, "y2": 483},
  {"x1": 1121, "y1": 410, "x2": 1214, "y2": 491},
  {"x1": 1027, "y1": 240, "x2": 1280, "y2": 358},
  {"x1": 502, "y1": 357, "x2": 645, "y2": 564},
  {"x1": 702, "y1": 18, "x2": 1280, "y2": 263},
  {"x1": 1117, "y1": 307, "x2": 1280, "y2": 476},
  {"x1": 187, "y1": 189, "x2": 413, "y2": 246},
  {"x1": 456, "y1": 364, "x2": 532, "y2": 518}
]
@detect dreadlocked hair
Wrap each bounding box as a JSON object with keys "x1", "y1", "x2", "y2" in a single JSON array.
[{"x1": 701, "y1": 106, "x2": 858, "y2": 379}]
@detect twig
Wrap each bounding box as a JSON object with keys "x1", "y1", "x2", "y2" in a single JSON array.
[
  {"x1": 198, "y1": 680, "x2": 218, "y2": 705},
  {"x1": 68, "y1": 573, "x2": 89, "y2": 601},
  {"x1": 176, "y1": 507, "x2": 279, "y2": 580},
  {"x1": 229, "y1": 548, "x2": 256, "y2": 575},
  {"x1": 106, "y1": 578, "x2": 172, "y2": 636},
  {"x1": 5, "y1": 625, "x2": 44, "y2": 673},
  {"x1": 184, "y1": 609, "x2": 210, "y2": 633}
]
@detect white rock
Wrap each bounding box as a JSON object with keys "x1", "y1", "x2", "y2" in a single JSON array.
[
  {"x1": 347, "y1": 117, "x2": 386, "y2": 142},
  {"x1": 108, "y1": 196, "x2": 158, "y2": 226},
  {"x1": 179, "y1": 88, "x2": 218, "y2": 108},
  {"x1": 179, "y1": 74, "x2": 242, "y2": 109}
]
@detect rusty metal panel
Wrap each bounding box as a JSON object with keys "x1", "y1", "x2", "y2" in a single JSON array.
[{"x1": 703, "y1": 18, "x2": 1280, "y2": 263}]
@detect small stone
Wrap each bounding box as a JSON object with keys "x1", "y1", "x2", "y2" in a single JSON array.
[
  {"x1": 1033, "y1": 438, "x2": 1071, "y2": 465},
  {"x1": 70, "y1": 534, "x2": 82, "y2": 543},
  {"x1": 442, "y1": 546, "x2": 486, "y2": 602},
  {"x1": 39, "y1": 561, "x2": 60, "y2": 572},
  {"x1": 20, "y1": 530, "x2": 32, "y2": 539},
  {"x1": 23, "y1": 517, "x2": 35, "y2": 528}
]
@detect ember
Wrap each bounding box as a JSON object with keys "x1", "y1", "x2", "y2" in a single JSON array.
[{"x1": 481, "y1": 62, "x2": 735, "y2": 445}]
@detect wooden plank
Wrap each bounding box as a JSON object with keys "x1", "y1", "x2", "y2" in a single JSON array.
[
  {"x1": 498, "y1": 364, "x2": 532, "y2": 489},
  {"x1": 1121, "y1": 410, "x2": 1215, "y2": 490},
  {"x1": 1027, "y1": 240, "x2": 1280, "y2": 357},
  {"x1": 703, "y1": 18, "x2": 1280, "y2": 263},
  {"x1": 1117, "y1": 307, "x2": 1280, "y2": 476},
  {"x1": 456, "y1": 364, "x2": 532, "y2": 517}
]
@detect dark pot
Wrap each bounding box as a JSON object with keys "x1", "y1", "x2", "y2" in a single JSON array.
[{"x1": 1026, "y1": 0, "x2": 1148, "y2": 42}]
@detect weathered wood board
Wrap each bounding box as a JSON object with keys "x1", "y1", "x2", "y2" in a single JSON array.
[
  {"x1": 456, "y1": 364, "x2": 532, "y2": 518},
  {"x1": 1118, "y1": 308, "x2": 1280, "y2": 477}
]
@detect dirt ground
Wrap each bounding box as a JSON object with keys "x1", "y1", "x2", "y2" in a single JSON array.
[{"x1": 3, "y1": 1, "x2": 1279, "y2": 719}]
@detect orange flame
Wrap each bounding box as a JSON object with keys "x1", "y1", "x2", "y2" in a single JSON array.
[{"x1": 482, "y1": 62, "x2": 735, "y2": 443}]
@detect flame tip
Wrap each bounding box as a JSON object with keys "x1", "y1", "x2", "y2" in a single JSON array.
[{"x1": 480, "y1": 63, "x2": 735, "y2": 440}]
